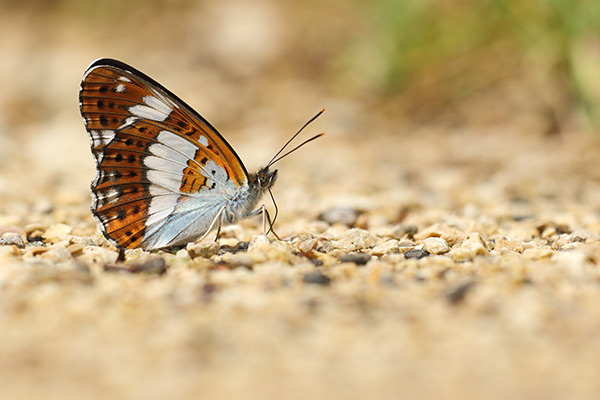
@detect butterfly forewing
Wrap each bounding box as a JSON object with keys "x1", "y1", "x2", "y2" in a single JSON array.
[{"x1": 79, "y1": 59, "x2": 249, "y2": 249}]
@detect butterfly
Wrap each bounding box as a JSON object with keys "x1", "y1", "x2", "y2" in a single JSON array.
[{"x1": 79, "y1": 58, "x2": 323, "y2": 250}]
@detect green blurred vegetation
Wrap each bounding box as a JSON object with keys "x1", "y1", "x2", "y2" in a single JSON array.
[
  {"x1": 1, "y1": 0, "x2": 599, "y2": 131},
  {"x1": 359, "y1": 0, "x2": 600, "y2": 130}
]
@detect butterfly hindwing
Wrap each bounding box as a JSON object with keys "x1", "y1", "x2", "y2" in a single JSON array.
[{"x1": 79, "y1": 58, "x2": 250, "y2": 249}]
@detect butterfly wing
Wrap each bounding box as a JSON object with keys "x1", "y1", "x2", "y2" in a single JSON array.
[{"x1": 79, "y1": 58, "x2": 249, "y2": 249}]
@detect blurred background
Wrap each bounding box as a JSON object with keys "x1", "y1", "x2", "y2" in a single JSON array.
[{"x1": 1, "y1": 0, "x2": 600, "y2": 196}]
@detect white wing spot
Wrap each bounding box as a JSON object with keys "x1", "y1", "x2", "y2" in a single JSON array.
[
  {"x1": 129, "y1": 105, "x2": 168, "y2": 121},
  {"x1": 118, "y1": 76, "x2": 132, "y2": 82},
  {"x1": 145, "y1": 185, "x2": 178, "y2": 228},
  {"x1": 198, "y1": 135, "x2": 209, "y2": 147},
  {"x1": 157, "y1": 130, "x2": 197, "y2": 158},
  {"x1": 119, "y1": 116, "x2": 138, "y2": 129},
  {"x1": 90, "y1": 130, "x2": 115, "y2": 147},
  {"x1": 143, "y1": 96, "x2": 172, "y2": 115},
  {"x1": 115, "y1": 83, "x2": 126, "y2": 93},
  {"x1": 201, "y1": 160, "x2": 228, "y2": 191},
  {"x1": 128, "y1": 96, "x2": 172, "y2": 122}
]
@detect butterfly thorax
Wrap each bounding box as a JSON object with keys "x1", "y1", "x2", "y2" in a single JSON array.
[{"x1": 223, "y1": 167, "x2": 277, "y2": 223}]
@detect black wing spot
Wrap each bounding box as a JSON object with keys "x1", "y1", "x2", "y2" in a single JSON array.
[
  {"x1": 127, "y1": 155, "x2": 136, "y2": 163},
  {"x1": 128, "y1": 171, "x2": 137, "y2": 178},
  {"x1": 133, "y1": 205, "x2": 141, "y2": 214},
  {"x1": 138, "y1": 127, "x2": 147, "y2": 133},
  {"x1": 186, "y1": 127, "x2": 197, "y2": 137},
  {"x1": 108, "y1": 102, "x2": 115, "y2": 109},
  {"x1": 207, "y1": 144, "x2": 214, "y2": 150},
  {"x1": 97, "y1": 100, "x2": 104, "y2": 109},
  {"x1": 131, "y1": 187, "x2": 139, "y2": 194},
  {"x1": 99, "y1": 115, "x2": 108, "y2": 127},
  {"x1": 211, "y1": 170, "x2": 216, "y2": 175},
  {"x1": 114, "y1": 170, "x2": 123, "y2": 180},
  {"x1": 177, "y1": 121, "x2": 187, "y2": 128},
  {"x1": 125, "y1": 138, "x2": 134, "y2": 146},
  {"x1": 115, "y1": 153, "x2": 123, "y2": 162},
  {"x1": 125, "y1": 231, "x2": 132, "y2": 236},
  {"x1": 99, "y1": 85, "x2": 108, "y2": 93},
  {"x1": 116, "y1": 210, "x2": 126, "y2": 221},
  {"x1": 112, "y1": 117, "x2": 118, "y2": 123},
  {"x1": 211, "y1": 182, "x2": 216, "y2": 189},
  {"x1": 201, "y1": 157, "x2": 208, "y2": 164},
  {"x1": 136, "y1": 141, "x2": 145, "y2": 148}
]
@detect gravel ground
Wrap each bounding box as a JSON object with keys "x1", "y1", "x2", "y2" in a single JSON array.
[{"x1": 2, "y1": 113, "x2": 600, "y2": 400}]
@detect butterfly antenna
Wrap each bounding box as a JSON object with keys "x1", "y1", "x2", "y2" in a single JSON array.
[
  {"x1": 267, "y1": 108, "x2": 325, "y2": 168},
  {"x1": 268, "y1": 132, "x2": 325, "y2": 167}
]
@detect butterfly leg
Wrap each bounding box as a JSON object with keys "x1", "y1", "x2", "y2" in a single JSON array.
[
  {"x1": 214, "y1": 219, "x2": 222, "y2": 242},
  {"x1": 249, "y1": 205, "x2": 281, "y2": 240},
  {"x1": 196, "y1": 205, "x2": 226, "y2": 243}
]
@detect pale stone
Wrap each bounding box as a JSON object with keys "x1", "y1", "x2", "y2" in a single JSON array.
[
  {"x1": 187, "y1": 241, "x2": 220, "y2": 259},
  {"x1": 414, "y1": 223, "x2": 465, "y2": 246},
  {"x1": 493, "y1": 238, "x2": 520, "y2": 253},
  {"x1": 43, "y1": 223, "x2": 72, "y2": 243},
  {"x1": 80, "y1": 246, "x2": 119, "y2": 264},
  {"x1": 423, "y1": 237, "x2": 450, "y2": 254},
  {"x1": 332, "y1": 228, "x2": 378, "y2": 251},
  {"x1": 522, "y1": 248, "x2": 554, "y2": 260},
  {"x1": 448, "y1": 233, "x2": 488, "y2": 261},
  {"x1": 40, "y1": 244, "x2": 72, "y2": 263},
  {"x1": 298, "y1": 237, "x2": 333, "y2": 254},
  {"x1": 66, "y1": 243, "x2": 84, "y2": 257},
  {"x1": 370, "y1": 239, "x2": 400, "y2": 256}
]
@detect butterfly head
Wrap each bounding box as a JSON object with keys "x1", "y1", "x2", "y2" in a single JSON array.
[{"x1": 254, "y1": 167, "x2": 278, "y2": 191}]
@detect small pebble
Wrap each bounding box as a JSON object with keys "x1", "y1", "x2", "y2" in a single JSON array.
[
  {"x1": 318, "y1": 207, "x2": 361, "y2": 227},
  {"x1": 332, "y1": 228, "x2": 378, "y2": 251},
  {"x1": 370, "y1": 239, "x2": 400, "y2": 256},
  {"x1": 299, "y1": 237, "x2": 333, "y2": 254},
  {"x1": 404, "y1": 249, "x2": 430, "y2": 259},
  {"x1": 303, "y1": 270, "x2": 332, "y2": 286},
  {"x1": 79, "y1": 246, "x2": 119, "y2": 265},
  {"x1": 0, "y1": 234, "x2": 25, "y2": 248},
  {"x1": 446, "y1": 281, "x2": 476, "y2": 305},
  {"x1": 187, "y1": 241, "x2": 220, "y2": 259},
  {"x1": 448, "y1": 233, "x2": 488, "y2": 261},
  {"x1": 216, "y1": 252, "x2": 254, "y2": 269},
  {"x1": 66, "y1": 243, "x2": 84, "y2": 257},
  {"x1": 104, "y1": 257, "x2": 167, "y2": 275},
  {"x1": 43, "y1": 223, "x2": 72, "y2": 243},
  {"x1": 393, "y1": 224, "x2": 418, "y2": 238},
  {"x1": 414, "y1": 224, "x2": 464, "y2": 246},
  {"x1": 129, "y1": 258, "x2": 167, "y2": 275},
  {"x1": 341, "y1": 252, "x2": 371, "y2": 265},
  {"x1": 40, "y1": 244, "x2": 72, "y2": 263},
  {"x1": 423, "y1": 237, "x2": 450, "y2": 254}
]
